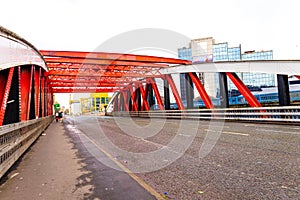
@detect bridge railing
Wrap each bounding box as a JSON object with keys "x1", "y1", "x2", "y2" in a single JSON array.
[
  {"x1": 0, "y1": 116, "x2": 53, "y2": 179},
  {"x1": 112, "y1": 106, "x2": 300, "y2": 123}
]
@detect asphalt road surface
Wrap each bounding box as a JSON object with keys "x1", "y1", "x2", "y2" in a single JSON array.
[{"x1": 0, "y1": 116, "x2": 299, "y2": 199}]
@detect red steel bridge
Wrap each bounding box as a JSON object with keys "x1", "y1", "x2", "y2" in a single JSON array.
[
  {"x1": 1, "y1": 26, "x2": 300, "y2": 126},
  {"x1": 1, "y1": 26, "x2": 300, "y2": 180}
]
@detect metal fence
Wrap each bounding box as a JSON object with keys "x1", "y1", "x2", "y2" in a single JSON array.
[
  {"x1": 112, "y1": 106, "x2": 300, "y2": 123},
  {"x1": 0, "y1": 116, "x2": 53, "y2": 179}
]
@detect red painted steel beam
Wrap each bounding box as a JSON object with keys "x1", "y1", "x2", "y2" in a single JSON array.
[
  {"x1": 0, "y1": 70, "x2": 8, "y2": 110},
  {"x1": 129, "y1": 87, "x2": 138, "y2": 111},
  {"x1": 20, "y1": 66, "x2": 33, "y2": 121},
  {"x1": 139, "y1": 84, "x2": 150, "y2": 111},
  {"x1": 41, "y1": 76, "x2": 45, "y2": 117},
  {"x1": 122, "y1": 91, "x2": 129, "y2": 111},
  {"x1": 47, "y1": 64, "x2": 157, "y2": 72},
  {"x1": 49, "y1": 80, "x2": 145, "y2": 85},
  {"x1": 0, "y1": 67, "x2": 14, "y2": 126},
  {"x1": 189, "y1": 72, "x2": 214, "y2": 109},
  {"x1": 45, "y1": 57, "x2": 168, "y2": 67},
  {"x1": 48, "y1": 77, "x2": 147, "y2": 85},
  {"x1": 165, "y1": 74, "x2": 184, "y2": 110},
  {"x1": 226, "y1": 72, "x2": 262, "y2": 107},
  {"x1": 49, "y1": 83, "x2": 128, "y2": 87},
  {"x1": 148, "y1": 78, "x2": 164, "y2": 110},
  {"x1": 40, "y1": 50, "x2": 191, "y2": 65},
  {"x1": 46, "y1": 70, "x2": 161, "y2": 77},
  {"x1": 52, "y1": 89, "x2": 117, "y2": 93},
  {"x1": 48, "y1": 76, "x2": 143, "y2": 81},
  {"x1": 34, "y1": 67, "x2": 41, "y2": 118}
]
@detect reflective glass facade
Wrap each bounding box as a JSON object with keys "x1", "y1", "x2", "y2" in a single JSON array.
[
  {"x1": 178, "y1": 47, "x2": 192, "y2": 61},
  {"x1": 178, "y1": 38, "x2": 275, "y2": 105},
  {"x1": 213, "y1": 43, "x2": 241, "y2": 62},
  {"x1": 228, "y1": 50, "x2": 275, "y2": 92},
  {"x1": 242, "y1": 51, "x2": 273, "y2": 60},
  {"x1": 178, "y1": 47, "x2": 192, "y2": 102},
  {"x1": 213, "y1": 43, "x2": 228, "y2": 62},
  {"x1": 228, "y1": 47, "x2": 241, "y2": 61}
]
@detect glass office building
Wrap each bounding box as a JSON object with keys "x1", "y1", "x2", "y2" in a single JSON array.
[
  {"x1": 212, "y1": 43, "x2": 274, "y2": 93},
  {"x1": 178, "y1": 37, "x2": 275, "y2": 105},
  {"x1": 178, "y1": 47, "x2": 192, "y2": 61},
  {"x1": 228, "y1": 50, "x2": 274, "y2": 92},
  {"x1": 242, "y1": 50, "x2": 273, "y2": 60},
  {"x1": 178, "y1": 47, "x2": 192, "y2": 102},
  {"x1": 213, "y1": 43, "x2": 229, "y2": 62}
]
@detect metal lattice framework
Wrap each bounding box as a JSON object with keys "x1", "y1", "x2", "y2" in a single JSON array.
[{"x1": 41, "y1": 50, "x2": 191, "y2": 93}]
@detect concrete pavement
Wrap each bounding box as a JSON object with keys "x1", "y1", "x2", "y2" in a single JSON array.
[{"x1": 0, "y1": 120, "x2": 157, "y2": 200}]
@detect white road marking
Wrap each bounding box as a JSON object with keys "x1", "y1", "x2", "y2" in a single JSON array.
[
  {"x1": 204, "y1": 129, "x2": 249, "y2": 136},
  {"x1": 256, "y1": 129, "x2": 300, "y2": 135},
  {"x1": 223, "y1": 131, "x2": 249, "y2": 136}
]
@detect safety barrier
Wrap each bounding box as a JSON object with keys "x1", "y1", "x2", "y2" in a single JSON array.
[
  {"x1": 0, "y1": 116, "x2": 53, "y2": 179},
  {"x1": 112, "y1": 106, "x2": 300, "y2": 123}
]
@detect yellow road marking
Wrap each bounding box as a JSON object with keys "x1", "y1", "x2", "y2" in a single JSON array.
[{"x1": 80, "y1": 132, "x2": 164, "y2": 200}]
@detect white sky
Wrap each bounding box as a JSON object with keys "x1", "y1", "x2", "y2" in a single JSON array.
[
  {"x1": 2, "y1": 0, "x2": 300, "y2": 58},
  {"x1": 2, "y1": 0, "x2": 300, "y2": 107}
]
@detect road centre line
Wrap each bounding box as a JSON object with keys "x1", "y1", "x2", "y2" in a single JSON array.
[
  {"x1": 255, "y1": 128, "x2": 300, "y2": 135},
  {"x1": 204, "y1": 129, "x2": 249, "y2": 136}
]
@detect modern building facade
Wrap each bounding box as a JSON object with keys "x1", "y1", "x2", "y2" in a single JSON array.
[{"x1": 178, "y1": 37, "x2": 275, "y2": 106}]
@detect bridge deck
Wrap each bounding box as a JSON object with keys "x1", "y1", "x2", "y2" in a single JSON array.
[
  {"x1": 0, "y1": 117, "x2": 299, "y2": 199},
  {"x1": 0, "y1": 120, "x2": 156, "y2": 200}
]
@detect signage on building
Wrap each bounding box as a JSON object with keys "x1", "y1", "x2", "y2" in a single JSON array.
[{"x1": 192, "y1": 55, "x2": 213, "y2": 63}]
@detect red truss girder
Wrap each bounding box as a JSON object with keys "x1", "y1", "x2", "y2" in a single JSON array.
[
  {"x1": 147, "y1": 78, "x2": 164, "y2": 110},
  {"x1": 46, "y1": 67, "x2": 161, "y2": 76},
  {"x1": 52, "y1": 88, "x2": 116, "y2": 93},
  {"x1": 189, "y1": 72, "x2": 214, "y2": 109},
  {"x1": 41, "y1": 50, "x2": 191, "y2": 95},
  {"x1": 0, "y1": 65, "x2": 51, "y2": 125},
  {"x1": 50, "y1": 82, "x2": 129, "y2": 87},
  {"x1": 226, "y1": 72, "x2": 262, "y2": 107},
  {"x1": 0, "y1": 68, "x2": 14, "y2": 126},
  {"x1": 47, "y1": 71, "x2": 162, "y2": 78},
  {"x1": 41, "y1": 50, "x2": 191, "y2": 65},
  {"x1": 48, "y1": 76, "x2": 144, "y2": 83},
  {"x1": 47, "y1": 63, "x2": 159, "y2": 72},
  {"x1": 165, "y1": 74, "x2": 184, "y2": 110},
  {"x1": 45, "y1": 57, "x2": 168, "y2": 67}
]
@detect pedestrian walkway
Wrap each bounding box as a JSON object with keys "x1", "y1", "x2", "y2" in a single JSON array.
[{"x1": 0, "y1": 121, "x2": 156, "y2": 200}]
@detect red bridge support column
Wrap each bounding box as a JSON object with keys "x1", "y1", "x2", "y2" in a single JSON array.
[
  {"x1": 148, "y1": 78, "x2": 164, "y2": 110},
  {"x1": 165, "y1": 74, "x2": 184, "y2": 110},
  {"x1": 226, "y1": 72, "x2": 261, "y2": 107},
  {"x1": 139, "y1": 84, "x2": 150, "y2": 111},
  {"x1": 189, "y1": 72, "x2": 214, "y2": 109},
  {"x1": 34, "y1": 67, "x2": 41, "y2": 118},
  {"x1": 41, "y1": 76, "x2": 45, "y2": 117},
  {"x1": 0, "y1": 67, "x2": 15, "y2": 126},
  {"x1": 129, "y1": 87, "x2": 138, "y2": 111},
  {"x1": 20, "y1": 66, "x2": 34, "y2": 121},
  {"x1": 122, "y1": 91, "x2": 129, "y2": 111}
]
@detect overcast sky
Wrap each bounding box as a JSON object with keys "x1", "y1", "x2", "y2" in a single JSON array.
[{"x1": 1, "y1": 0, "x2": 300, "y2": 59}]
